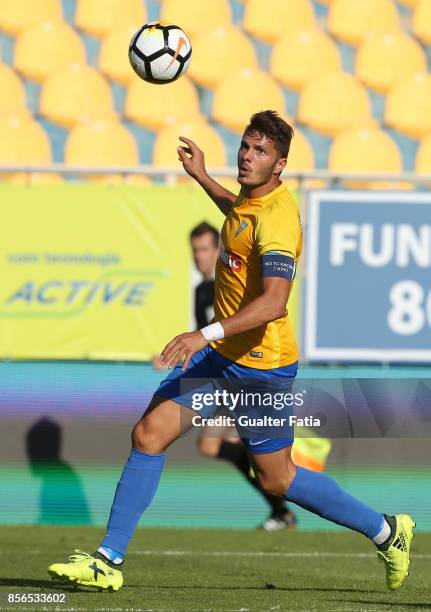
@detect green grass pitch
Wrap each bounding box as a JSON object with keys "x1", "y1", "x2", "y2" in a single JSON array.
[{"x1": 0, "y1": 526, "x2": 430, "y2": 611}]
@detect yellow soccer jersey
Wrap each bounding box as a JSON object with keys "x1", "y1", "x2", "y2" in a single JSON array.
[{"x1": 212, "y1": 182, "x2": 302, "y2": 369}]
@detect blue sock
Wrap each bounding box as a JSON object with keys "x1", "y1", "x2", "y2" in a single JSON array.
[
  {"x1": 101, "y1": 448, "x2": 165, "y2": 557},
  {"x1": 285, "y1": 467, "x2": 384, "y2": 539}
]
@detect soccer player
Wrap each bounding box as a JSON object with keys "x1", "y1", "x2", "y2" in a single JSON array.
[
  {"x1": 189, "y1": 221, "x2": 297, "y2": 530},
  {"x1": 48, "y1": 111, "x2": 415, "y2": 592}
]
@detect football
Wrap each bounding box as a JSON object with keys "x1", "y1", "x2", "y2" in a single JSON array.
[{"x1": 128, "y1": 22, "x2": 192, "y2": 85}]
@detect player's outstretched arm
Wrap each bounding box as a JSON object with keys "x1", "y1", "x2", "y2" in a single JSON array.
[
  {"x1": 177, "y1": 136, "x2": 237, "y2": 216},
  {"x1": 160, "y1": 277, "x2": 291, "y2": 370}
]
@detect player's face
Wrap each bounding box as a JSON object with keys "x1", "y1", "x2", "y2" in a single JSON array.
[
  {"x1": 191, "y1": 233, "x2": 219, "y2": 279},
  {"x1": 237, "y1": 132, "x2": 286, "y2": 188}
]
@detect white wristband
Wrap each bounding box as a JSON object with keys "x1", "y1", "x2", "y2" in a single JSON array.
[{"x1": 201, "y1": 322, "x2": 225, "y2": 342}]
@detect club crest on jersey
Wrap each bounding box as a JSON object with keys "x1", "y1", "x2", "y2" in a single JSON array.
[
  {"x1": 219, "y1": 243, "x2": 242, "y2": 272},
  {"x1": 235, "y1": 220, "x2": 248, "y2": 237}
]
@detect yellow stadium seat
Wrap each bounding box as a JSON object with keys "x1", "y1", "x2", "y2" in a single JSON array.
[
  {"x1": 40, "y1": 64, "x2": 116, "y2": 129},
  {"x1": 213, "y1": 68, "x2": 285, "y2": 133},
  {"x1": 288, "y1": 128, "x2": 315, "y2": 172},
  {"x1": 188, "y1": 26, "x2": 258, "y2": 90},
  {"x1": 271, "y1": 29, "x2": 342, "y2": 91},
  {"x1": 328, "y1": 0, "x2": 400, "y2": 46},
  {"x1": 283, "y1": 127, "x2": 316, "y2": 190},
  {"x1": 385, "y1": 73, "x2": 431, "y2": 139},
  {"x1": 6, "y1": 173, "x2": 64, "y2": 185},
  {"x1": 399, "y1": 0, "x2": 420, "y2": 7},
  {"x1": 153, "y1": 119, "x2": 226, "y2": 170},
  {"x1": 356, "y1": 31, "x2": 427, "y2": 94},
  {"x1": 329, "y1": 127, "x2": 401, "y2": 172},
  {"x1": 99, "y1": 26, "x2": 138, "y2": 85},
  {"x1": 124, "y1": 175, "x2": 152, "y2": 186},
  {"x1": 416, "y1": 135, "x2": 431, "y2": 175},
  {"x1": 125, "y1": 76, "x2": 200, "y2": 131},
  {"x1": 244, "y1": 0, "x2": 315, "y2": 44},
  {"x1": 0, "y1": 0, "x2": 62, "y2": 36},
  {"x1": 0, "y1": 63, "x2": 27, "y2": 115},
  {"x1": 298, "y1": 72, "x2": 373, "y2": 137},
  {"x1": 75, "y1": 0, "x2": 146, "y2": 38},
  {"x1": 0, "y1": 115, "x2": 51, "y2": 162},
  {"x1": 329, "y1": 126, "x2": 407, "y2": 190},
  {"x1": 413, "y1": 0, "x2": 431, "y2": 46},
  {"x1": 0, "y1": 115, "x2": 51, "y2": 182},
  {"x1": 14, "y1": 20, "x2": 86, "y2": 83},
  {"x1": 161, "y1": 0, "x2": 232, "y2": 41},
  {"x1": 65, "y1": 120, "x2": 138, "y2": 183}
]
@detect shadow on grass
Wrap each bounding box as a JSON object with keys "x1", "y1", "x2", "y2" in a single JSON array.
[
  {"x1": 0, "y1": 578, "x2": 93, "y2": 593},
  {"x1": 1, "y1": 579, "x2": 396, "y2": 598},
  {"x1": 124, "y1": 583, "x2": 383, "y2": 594}
]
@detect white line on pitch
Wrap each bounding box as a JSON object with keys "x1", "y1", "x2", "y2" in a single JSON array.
[
  {"x1": 128, "y1": 550, "x2": 431, "y2": 559},
  {"x1": 1, "y1": 550, "x2": 430, "y2": 559}
]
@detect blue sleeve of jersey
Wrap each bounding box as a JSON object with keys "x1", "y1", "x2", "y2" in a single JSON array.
[{"x1": 261, "y1": 252, "x2": 296, "y2": 280}]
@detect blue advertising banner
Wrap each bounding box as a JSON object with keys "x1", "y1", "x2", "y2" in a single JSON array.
[{"x1": 303, "y1": 191, "x2": 431, "y2": 363}]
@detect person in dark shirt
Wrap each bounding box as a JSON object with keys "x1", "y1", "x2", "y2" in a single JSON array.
[{"x1": 190, "y1": 222, "x2": 217, "y2": 329}]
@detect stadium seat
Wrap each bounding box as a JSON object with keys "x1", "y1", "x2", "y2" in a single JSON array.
[
  {"x1": 99, "y1": 26, "x2": 137, "y2": 85},
  {"x1": 413, "y1": 0, "x2": 431, "y2": 46},
  {"x1": 329, "y1": 126, "x2": 406, "y2": 189},
  {"x1": 0, "y1": 115, "x2": 51, "y2": 182},
  {"x1": 0, "y1": 115, "x2": 51, "y2": 162},
  {"x1": 14, "y1": 20, "x2": 86, "y2": 83},
  {"x1": 75, "y1": 0, "x2": 146, "y2": 38},
  {"x1": 40, "y1": 64, "x2": 116, "y2": 129},
  {"x1": 153, "y1": 119, "x2": 226, "y2": 170},
  {"x1": 160, "y1": 0, "x2": 232, "y2": 41},
  {"x1": 124, "y1": 175, "x2": 152, "y2": 186},
  {"x1": 297, "y1": 72, "x2": 373, "y2": 137},
  {"x1": 287, "y1": 128, "x2": 315, "y2": 172},
  {"x1": 188, "y1": 26, "x2": 258, "y2": 90},
  {"x1": 270, "y1": 29, "x2": 342, "y2": 91},
  {"x1": 356, "y1": 31, "x2": 427, "y2": 94},
  {"x1": 213, "y1": 68, "x2": 285, "y2": 133},
  {"x1": 398, "y1": 0, "x2": 420, "y2": 7},
  {"x1": 282, "y1": 127, "x2": 316, "y2": 190},
  {"x1": 328, "y1": 0, "x2": 400, "y2": 46},
  {"x1": 385, "y1": 73, "x2": 431, "y2": 139},
  {"x1": 416, "y1": 135, "x2": 431, "y2": 175},
  {"x1": 0, "y1": 0, "x2": 62, "y2": 36},
  {"x1": 6, "y1": 173, "x2": 64, "y2": 185},
  {"x1": 65, "y1": 120, "x2": 138, "y2": 184},
  {"x1": 0, "y1": 63, "x2": 27, "y2": 115},
  {"x1": 243, "y1": 0, "x2": 315, "y2": 44},
  {"x1": 125, "y1": 76, "x2": 200, "y2": 132}
]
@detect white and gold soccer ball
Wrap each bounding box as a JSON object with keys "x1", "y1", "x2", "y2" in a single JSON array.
[{"x1": 128, "y1": 22, "x2": 192, "y2": 84}]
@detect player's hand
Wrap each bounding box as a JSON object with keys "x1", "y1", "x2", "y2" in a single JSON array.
[
  {"x1": 161, "y1": 330, "x2": 209, "y2": 371},
  {"x1": 177, "y1": 136, "x2": 206, "y2": 181},
  {"x1": 151, "y1": 354, "x2": 168, "y2": 371}
]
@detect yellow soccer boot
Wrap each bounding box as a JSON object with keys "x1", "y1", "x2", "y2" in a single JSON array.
[
  {"x1": 48, "y1": 550, "x2": 123, "y2": 591},
  {"x1": 377, "y1": 514, "x2": 416, "y2": 590}
]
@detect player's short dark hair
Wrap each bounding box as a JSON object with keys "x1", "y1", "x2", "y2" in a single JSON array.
[
  {"x1": 190, "y1": 222, "x2": 219, "y2": 247},
  {"x1": 244, "y1": 110, "x2": 294, "y2": 158}
]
